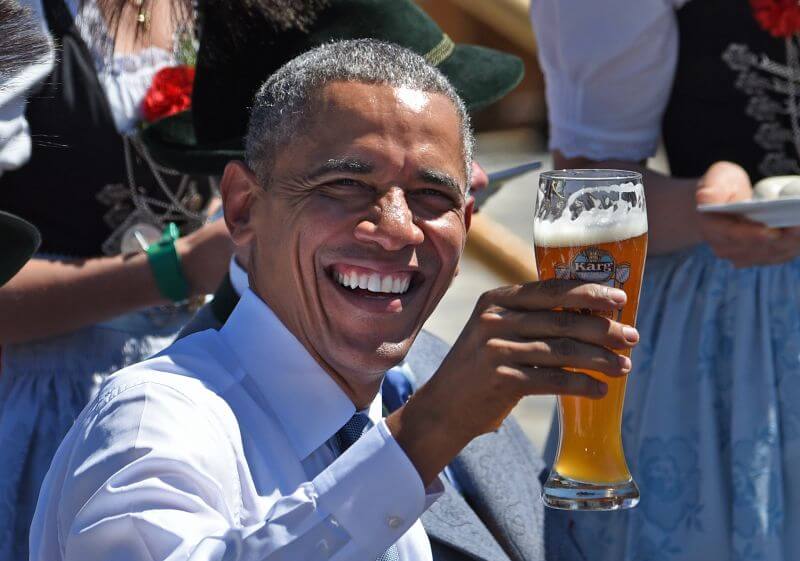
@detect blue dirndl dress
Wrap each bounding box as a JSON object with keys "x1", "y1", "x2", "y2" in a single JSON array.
[{"x1": 0, "y1": 306, "x2": 191, "y2": 561}]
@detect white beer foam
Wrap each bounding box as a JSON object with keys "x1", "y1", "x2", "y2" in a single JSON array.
[{"x1": 535, "y1": 182, "x2": 648, "y2": 247}]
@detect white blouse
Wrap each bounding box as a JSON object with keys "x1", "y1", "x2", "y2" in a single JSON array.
[
  {"x1": 530, "y1": 0, "x2": 691, "y2": 161},
  {"x1": 0, "y1": 0, "x2": 176, "y2": 174}
]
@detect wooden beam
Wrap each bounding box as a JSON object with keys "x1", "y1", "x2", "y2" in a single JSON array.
[{"x1": 466, "y1": 213, "x2": 538, "y2": 284}]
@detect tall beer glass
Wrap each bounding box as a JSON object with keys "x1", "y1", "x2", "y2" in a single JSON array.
[{"x1": 534, "y1": 169, "x2": 647, "y2": 510}]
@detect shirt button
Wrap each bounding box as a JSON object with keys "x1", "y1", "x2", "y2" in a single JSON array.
[{"x1": 387, "y1": 516, "x2": 403, "y2": 529}]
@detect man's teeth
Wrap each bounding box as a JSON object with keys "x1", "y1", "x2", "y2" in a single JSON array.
[{"x1": 335, "y1": 271, "x2": 411, "y2": 294}]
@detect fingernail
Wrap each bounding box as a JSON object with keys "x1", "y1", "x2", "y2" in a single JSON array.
[
  {"x1": 618, "y1": 355, "x2": 632, "y2": 372},
  {"x1": 623, "y1": 326, "x2": 639, "y2": 343},
  {"x1": 607, "y1": 287, "x2": 626, "y2": 305}
]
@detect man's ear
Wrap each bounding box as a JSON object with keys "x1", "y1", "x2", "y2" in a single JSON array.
[
  {"x1": 220, "y1": 161, "x2": 259, "y2": 247},
  {"x1": 464, "y1": 197, "x2": 474, "y2": 233}
]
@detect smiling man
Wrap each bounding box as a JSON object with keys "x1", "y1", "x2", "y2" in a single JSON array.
[
  {"x1": 235, "y1": 76, "x2": 472, "y2": 397},
  {"x1": 30, "y1": 40, "x2": 639, "y2": 561}
]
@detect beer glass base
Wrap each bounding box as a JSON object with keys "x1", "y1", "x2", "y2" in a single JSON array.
[{"x1": 542, "y1": 472, "x2": 640, "y2": 511}]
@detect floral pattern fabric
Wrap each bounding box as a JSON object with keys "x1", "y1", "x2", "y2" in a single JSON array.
[{"x1": 546, "y1": 244, "x2": 800, "y2": 561}]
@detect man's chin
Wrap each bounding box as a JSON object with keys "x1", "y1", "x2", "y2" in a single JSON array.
[{"x1": 326, "y1": 333, "x2": 415, "y2": 375}]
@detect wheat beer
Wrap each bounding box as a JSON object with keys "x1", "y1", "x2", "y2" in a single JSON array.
[{"x1": 535, "y1": 169, "x2": 647, "y2": 510}]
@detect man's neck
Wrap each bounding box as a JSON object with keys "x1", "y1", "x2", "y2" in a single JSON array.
[{"x1": 251, "y1": 286, "x2": 384, "y2": 411}]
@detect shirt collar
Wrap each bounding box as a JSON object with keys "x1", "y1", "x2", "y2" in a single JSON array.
[
  {"x1": 219, "y1": 289, "x2": 382, "y2": 459},
  {"x1": 228, "y1": 257, "x2": 249, "y2": 297}
]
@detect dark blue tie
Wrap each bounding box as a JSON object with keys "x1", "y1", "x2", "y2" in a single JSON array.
[{"x1": 336, "y1": 413, "x2": 401, "y2": 561}]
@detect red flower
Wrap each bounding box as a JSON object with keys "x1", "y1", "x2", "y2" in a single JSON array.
[
  {"x1": 142, "y1": 65, "x2": 195, "y2": 123},
  {"x1": 750, "y1": 0, "x2": 800, "y2": 38}
]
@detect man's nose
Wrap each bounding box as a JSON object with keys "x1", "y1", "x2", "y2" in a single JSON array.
[{"x1": 354, "y1": 188, "x2": 424, "y2": 250}]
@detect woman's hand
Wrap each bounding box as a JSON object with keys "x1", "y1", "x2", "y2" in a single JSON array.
[
  {"x1": 177, "y1": 219, "x2": 234, "y2": 296},
  {"x1": 696, "y1": 161, "x2": 800, "y2": 267}
]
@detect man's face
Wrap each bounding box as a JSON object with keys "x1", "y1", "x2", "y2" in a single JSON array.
[{"x1": 227, "y1": 81, "x2": 470, "y2": 395}]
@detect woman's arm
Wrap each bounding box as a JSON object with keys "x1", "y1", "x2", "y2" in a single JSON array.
[{"x1": 0, "y1": 219, "x2": 232, "y2": 344}]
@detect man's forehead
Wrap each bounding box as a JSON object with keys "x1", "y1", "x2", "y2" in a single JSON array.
[
  {"x1": 309, "y1": 80, "x2": 456, "y2": 117},
  {"x1": 283, "y1": 81, "x2": 467, "y2": 187}
]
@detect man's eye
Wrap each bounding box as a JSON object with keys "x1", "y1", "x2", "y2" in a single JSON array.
[
  {"x1": 327, "y1": 178, "x2": 372, "y2": 191},
  {"x1": 319, "y1": 178, "x2": 370, "y2": 194},
  {"x1": 417, "y1": 188, "x2": 454, "y2": 201}
]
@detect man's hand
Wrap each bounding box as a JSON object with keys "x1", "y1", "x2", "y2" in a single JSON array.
[
  {"x1": 387, "y1": 279, "x2": 639, "y2": 485},
  {"x1": 177, "y1": 219, "x2": 235, "y2": 296},
  {"x1": 697, "y1": 161, "x2": 800, "y2": 267}
]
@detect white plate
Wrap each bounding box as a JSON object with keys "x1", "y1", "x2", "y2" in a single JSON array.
[{"x1": 698, "y1": 198, "x2": 800, "y2": 228}]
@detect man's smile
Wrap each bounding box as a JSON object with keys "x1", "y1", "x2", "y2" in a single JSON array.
[{"x1": 323, "y1": 263, "x2": 425, "y2": 312}]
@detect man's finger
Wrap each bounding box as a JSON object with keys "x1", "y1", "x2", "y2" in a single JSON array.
[
  {"x1": 501, "y1": 338, "x2": 631, "y2": 377},
  {"x1": 515, "y1": 366, "x2": 608, "y2": 399},
  {"x1": 492, "y1": 310, "x2": 638, "y2": 350},
  {"x1": 486, "y1": 280, "x2": 627, "y2": 313}
]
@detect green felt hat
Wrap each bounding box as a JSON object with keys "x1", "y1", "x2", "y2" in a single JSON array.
[
  {"x1": 0, "y1": 211, "x2": 40, "y2": 286},
  {"x1": 142, "y1": 0, "x2": 524, "y2": 176}
]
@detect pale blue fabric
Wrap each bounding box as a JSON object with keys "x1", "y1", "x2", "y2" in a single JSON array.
[
  {"x1": 546, "y1": 244, "x2": 800, "y2": 561},
  {"x1": 0, "y1": 305, "x2": 190, "y2": 561}
]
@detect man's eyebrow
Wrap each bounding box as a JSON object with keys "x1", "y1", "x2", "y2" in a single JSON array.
[
  {"x1": 418, "y1": 169, "x2": 465, "y2": 200},
  {"x1": 308, "y1": 158, "x2": 374, "y2": 179}
]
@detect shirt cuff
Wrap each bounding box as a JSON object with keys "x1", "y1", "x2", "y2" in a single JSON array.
[{"x1": 312, "y1": 419, "x2": 439, "y2": 554}]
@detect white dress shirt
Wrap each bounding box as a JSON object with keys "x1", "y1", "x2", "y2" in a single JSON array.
[
  {"x1": 229, "y1": 257, "x2": 250, "y2": 296},
  {"x1": 30, "y1": 289, "x2": 442, "y2": 560},
  {"x1": 530, "y1": 0, "x2": 691, "y2": 161}
]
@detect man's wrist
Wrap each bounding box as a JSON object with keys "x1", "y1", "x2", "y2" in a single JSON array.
[{"x1": 385, "y1": 394, "x2": 467, "y2": 487}]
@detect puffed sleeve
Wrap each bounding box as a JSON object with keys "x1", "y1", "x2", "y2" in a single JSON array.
[
  {"x1": 530, "y1": 0, "x2": 688, "y2": 161},
  {"x1": 0, "y1": 0, "x2": 53, "y2": 176}
]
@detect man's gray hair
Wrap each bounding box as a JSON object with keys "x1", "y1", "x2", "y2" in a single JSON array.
[{"x1": 245, "y1": 39, "x2": 474, "y2": 189}]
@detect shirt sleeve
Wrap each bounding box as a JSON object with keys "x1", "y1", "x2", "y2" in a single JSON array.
[
  {"x1": 530, "y1": 0, "x2": 684, "y2": 161},
  {"x1": 0, "y1": 0, "x2": 53, "y2": 176},
  {"x1": 51, "y1": 381, "x2": 437, "y2": 561}
]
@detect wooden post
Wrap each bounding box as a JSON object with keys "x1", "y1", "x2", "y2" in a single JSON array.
[{"x1": 466, "y1": 213, "x2": 538, "y2": 284}]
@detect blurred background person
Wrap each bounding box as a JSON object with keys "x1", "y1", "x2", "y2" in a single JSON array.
[
  {"x1": 0, "y1": 0, "x2": 320, "y2": 557},
  {"x1": 531, "y1": 0, "x2": 800, "y2": 559}
]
